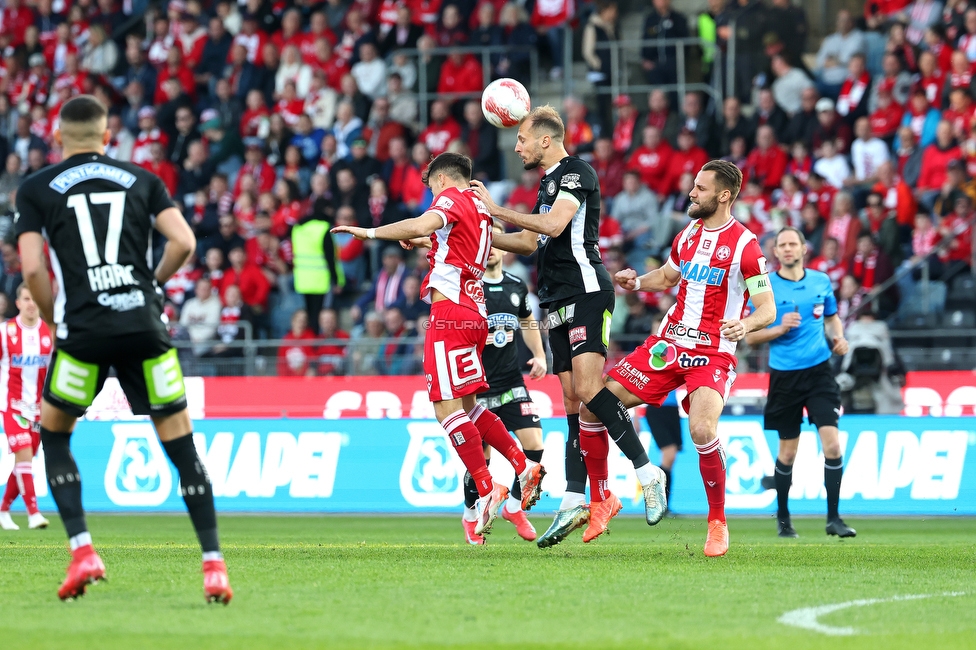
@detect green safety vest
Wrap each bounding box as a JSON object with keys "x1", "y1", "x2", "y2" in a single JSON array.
[
  {"x1": 698, "y1": 13, "x2": 717, "y2": 66},
  {"x1": 292, "y1": 220, "x2": 344, "y2": 294}
]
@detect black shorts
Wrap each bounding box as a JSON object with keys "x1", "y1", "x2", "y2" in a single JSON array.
[
  {"x1": 477, "y1": 387, "x2": 541, "y2": 432},
  {"x1": 44, "y1": 328, "x2": 188, "y2": 418},
  {"x1": 764, "y1": 360, "x2": 841, "y2": 439},
  {"x1": 645, "y1": 404, "x2": 682, "y2": 450},
  {"x1": 547, "y1": 291, "x2": 614, "y2": 375}
]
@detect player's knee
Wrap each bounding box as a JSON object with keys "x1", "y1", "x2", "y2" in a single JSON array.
[
  {"x1": 687, "y1": 420, "x2": 715, "y2": 445},
  {"x1": 778, "y1": 447, "x2": 798, "y2": 465},
  {"x1": 822, "y1": 439, "x2": 842, "y2": 458}
]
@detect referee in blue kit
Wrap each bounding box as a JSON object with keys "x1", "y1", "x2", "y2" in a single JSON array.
[{"x1": 746, "y1": 227, "x2": 856, "y2": 539}]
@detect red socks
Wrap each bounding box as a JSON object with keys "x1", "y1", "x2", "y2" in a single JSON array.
[
  {"x1": 2, "y1": 462, "x2": 38, "y2": 514},
  {"x1": 443, "y1": 410, "x2": 493, "y2": 498},
  {"x1": 696, "y1": 438, "x2": 727, "y2": 524},
  {"x1": 579, "y1": 420, "x2": 610, "y2": 503},
  {"x1": 469, "y1": 404, "x2": 527, "y2": 476}
]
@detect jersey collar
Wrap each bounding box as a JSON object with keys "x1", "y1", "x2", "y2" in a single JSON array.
[{"x1": 544, "y1": 160, "x2": 561, "y2": 176}]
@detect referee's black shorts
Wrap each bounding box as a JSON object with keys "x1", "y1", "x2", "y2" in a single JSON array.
[{"x1": 764, "y1": 360, "x2": 841, "y2": 440}]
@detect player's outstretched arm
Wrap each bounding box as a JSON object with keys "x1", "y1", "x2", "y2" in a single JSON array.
[
  {"x1": 616, "y1": 264, "x2": 680, "y2": 293},
  {"x1": 18, "y1": 232, "x2": 55, "y2": 327},
  {"x1": 469, "y1": 180, "x2": 575, "y2": 237},
  {"x1": 332, "y1": 212, "x2": 444, "y2": 242},
  {"x1": 492, "y1": 230, "x2": 538, "y2": 256},
  {"x1": 154, "y1": 207, "x2": 197, "y2": 284}
]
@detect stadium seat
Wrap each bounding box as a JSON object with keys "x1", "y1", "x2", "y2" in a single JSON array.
[
  {"x1": 900, "y1": 281, "x2": 946, "y2": 315},
  {"x1": 948, "y1": 275, "x2": 976, "y2": 306}
]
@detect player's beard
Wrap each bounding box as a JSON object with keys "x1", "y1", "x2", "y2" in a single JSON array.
[
  {"x1": 687, "y1": 196, "x2": 718, "y2": 220},
  {"x1": 522, "y1": 147, "x2": 542, "y2": 170}
]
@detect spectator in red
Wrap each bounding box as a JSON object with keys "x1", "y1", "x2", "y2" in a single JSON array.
[
  {"x1": 627, "y1": 125, "x2": 673, "y2": 197},
  {"x1": 240, "y1": 89, "x2": 270, "y2": 137},
  {"x1": 364, "y1": 98, "x2": 406, "y2": 164},
  {"x1": 917, "y1": 120, "x2": 962, "y2": 209},
  {"x1": 316, "y1": 308, "x2": 350, "y2": 376},
  {"x1": 436, "y1": 50, "x2": 483, "y2": 101},
  {"x1": 235, "y1": 138, "x2": 278, "y2": 196},
  {"x1": 811, "y1": 97, "x2": 854, "y2": 155},
  {"x1": 563, "y1": 96, "x2": 595, "y2": 155},
  {"x1": 939, "y1": 194, "x2": 975, "y2": 275},
  {"x1": 922, "y1": 25, "x2": 953, "y2": 75},
  {"x1": 643, "y1": 89, "x2": 680, "y2": 142},
  {"x1": 809, "y1": 236, "x2": 846, "y2": 289},
  {"x1": 718, "y1": 96, "x2": 755, "y2": 159},
  {"x1": 335, "y1": 9, "x2": 373, "y2": 63},
  {"x1": 155, "y1": 47, "x2": 197, "y2": 105},
  {"x1": 278, "y1": 309, "x2": 318, "y2": 376},
  {"x1": 847, "y1": 232, "x2": 894, "y2": 312},
  {"x1": 219, "y1": 246, "x2": 272, "y2": 312},
  {"x1": 942, "y1": 87, "x2": 976, "y2": 141},
  {"x1": 45, "y1": 23, "x2": 79, "y2": 76},
  {"x1": 786, "y1": 141, "x2": 813, "y2": 186},
  {"x1": 412, "y1": 0, "x2": 444, "y2": 36},
  {"x1": 273, "y1": 8, "x2": 313, "y2": 56},
  {"x1": 825, "y1": 191, "x2": 863, "y2": 260},
  {"x1": 232, "y1": 12, "x2": 269, "y2": 64},
  {"x1": 1, "y1": 0, "x2": 35, "y2": 48},
  {"x1": 507, "y1": 169, "x2": 542, "y2": 209},
  {"x1": 382, "y1": 136, "x2": 424, "y2": 215},
  {"x1": 531, "y1": 0, "x2": 572, "y2": 80},
  {"x1": 598, "y1": 213, "x2": 624, "y2": 257},
  {"x1": 612, "y1": 94, "x2": 639, "y2": 155},
  {"x1": 436, "y1": 4, "x2": 468, "y2": 47},
  {"x1": 592, "y1": 137, "x2": 625, "y2": 199},
  {"x1": 132, "y1": 106, "x2": 170, "y2": 165},
  {"x1": 914, "y1": 50, "x2": 943, "y2": 107},
  {"x1": 869, "y1": 87, "x2": 905, "y2": 145},
  {"x1": 670, "y1": 128, "x2": 709, "y2": 193},
  {"x1": 836, "y1": 53, "x2": 872, "y2": 125},
  {"x1": 872, "y1": 160, "x2": 917, "y2": 227},
  {"x1": 744, "y1": 125, "x2": 789, "y2": 193},
  {"x1": 419, "y1": 99, "x2": 461, "y2": 157},
  {"x1": 272, "y1": 179, "x2": 304, "y2": 238},
  {"x1": 139, "y1": 141, "x2": 179, "y2": 196},
  {"x1": 177, "y1": 12, "x2": 208, "y2": 70}
]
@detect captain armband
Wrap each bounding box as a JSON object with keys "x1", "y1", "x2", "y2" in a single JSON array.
[{"x1": 745, "y1": 274, "x2": 772, "y2": 295}]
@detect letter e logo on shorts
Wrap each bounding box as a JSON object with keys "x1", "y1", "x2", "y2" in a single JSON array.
[{"x1": 447, "y1": 346, "x2": 484, "y2": 388}]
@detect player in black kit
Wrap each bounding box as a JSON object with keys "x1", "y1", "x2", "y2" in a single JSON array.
[
  {"x1": 471, "y1": 105, "x2": 666, "y2": 548},
  {"x1": 15, "y1": 96, "x2": 232, "y2": 603},
  {"x1": 462, "y1": 222, "x2": 548, "y2": 544}
]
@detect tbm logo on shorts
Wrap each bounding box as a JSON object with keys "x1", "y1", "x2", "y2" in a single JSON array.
[{"x1": 677, "y1": 352, "x2": 709, "y2": 368}]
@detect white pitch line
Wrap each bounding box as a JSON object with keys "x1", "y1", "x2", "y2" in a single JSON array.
[{"x1": 778, "y1": 592, "x2": 968, "y2": 636}]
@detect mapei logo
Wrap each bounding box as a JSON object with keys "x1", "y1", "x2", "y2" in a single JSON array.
[
  {"x1": 400, "y1": 423, "x2": 465, "y2": 507},
  {"x1": 679, "y1": 260, "x2": 727, "y2": 286},
  {"x1": 104, "y1": 423, "x2": 173, "y2": 507},
  {"x1": 719, "y1": 420, "x2": 776, "y2": 509},
  {"x1": 11, "y1": 353, "x2": 51, "y2": 367}
]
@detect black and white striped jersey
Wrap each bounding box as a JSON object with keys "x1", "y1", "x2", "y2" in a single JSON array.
[
  {"x1": 532, "y1": 156, "x2": 613, "y2": 307},
  {"x1": 15, "y1": 153, "x2": 173, "y2": 338}
]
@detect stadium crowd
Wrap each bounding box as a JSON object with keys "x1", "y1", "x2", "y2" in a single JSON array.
[{"x1": 0, "y1": 0, "x2": 970, "y2": 376}]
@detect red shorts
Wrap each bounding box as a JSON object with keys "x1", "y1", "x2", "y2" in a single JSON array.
[
  {"x1": 4, "y1": 411, "x2": 40, "y2": 454},
  {"x1": 423, "y1": 300, "x2": 489, "y2": 402},
  {"x1": 607, "y1": 336, "x2": 737, "y2": 410}
]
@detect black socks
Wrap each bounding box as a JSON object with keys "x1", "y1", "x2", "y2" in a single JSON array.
[
  {"x1": 565, "y1": 414, "x2": 586, "y2": 495},
  {"x1": 585, "y1": 388, "x2": 650, "y2": 467},
  {"x1": 41, "y1": 427, "x2": 88, "y2": 538},
  {"x1": 162, "y1": 434, "x2": 220, "y2": 553},
  {"x1": 774, "y1": 459, "x2": 793, "y2": 519},
  {"x1": 825, "y1": 456, "x2": 843, "y2": 521}
]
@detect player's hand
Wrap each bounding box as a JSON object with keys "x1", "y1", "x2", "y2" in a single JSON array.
[
  {"x1": 469, "y1": 180, "x2": 500, "y2": 216},
  {"x1": 401, "y1": 236, "x2": 430, "y2": 251},
  {"x1": 781, "y1": 312, "x2": 802, "y2": 329},
  {"x1": 615, "y1": 268, "x2": 639, "y2": 291},
  {"x1": 331, "y1": 225, "x2": 369, "y2": 240},
  {"x1": 719, "y1": 318, "x2": 747, "y2": 342},
  {"x1": 526, "y1": 356, "x2": 547, "y2": 380},
  {"x1": 832, "y1": 336, "x2": 849, "y2": 356}
]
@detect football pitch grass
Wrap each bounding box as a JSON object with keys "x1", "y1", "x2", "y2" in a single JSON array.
[{"x1": 0, "y1": 514, "x2": 973, "y2": 649}]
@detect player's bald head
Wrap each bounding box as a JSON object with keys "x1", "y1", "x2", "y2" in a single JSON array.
[{"x1": 57, "y1": 95, "x2": 109, "y2": 147}]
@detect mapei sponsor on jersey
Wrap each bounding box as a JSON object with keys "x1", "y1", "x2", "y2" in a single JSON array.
[
  {"x1": 10, "y1": 353, "x2": 51, "y2": 367},
  {"x1": 679, "y1": 260, "x2": 727, "y2": 286},
  {"x1": 98, "y1": 288, "x2": 145, "y2": 312},
  {"x1": 665, "y1": 322, "x2": 711, "y2": 346}
]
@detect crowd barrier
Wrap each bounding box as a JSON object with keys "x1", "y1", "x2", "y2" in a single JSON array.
[{"x1": 2, "y1": 414, "x2": 973, "y2": 516}]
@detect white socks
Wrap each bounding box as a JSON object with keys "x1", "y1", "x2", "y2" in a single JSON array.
[
  {"x1": 203, "y1": 551, "x2": 224, "y2": 562},
  {"x1": 635, "y1": 462, "x2": 658, "y2": 487},
  {"x1": 559, "y1": 491, "x2": 586, "y2": 510},
  {"x1": 69, "y1": 531, "x2": 93, "y2": 551},
  {"x1": 505, "y1": 495, "x2": 522, "y2": 513}
]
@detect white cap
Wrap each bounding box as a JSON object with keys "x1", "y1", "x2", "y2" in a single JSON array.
[{"x1": 815, "y1": 97, "x2": 835, "y2": 113}]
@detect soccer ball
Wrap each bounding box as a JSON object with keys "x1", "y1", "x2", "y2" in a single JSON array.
[{"x1": 481, "y1": 78, "x2": 531, "y2": 128}]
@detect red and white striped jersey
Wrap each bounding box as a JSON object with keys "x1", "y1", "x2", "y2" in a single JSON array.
[
  {"x1": 662, "y1": 217, "x2": 768, "y2": 355},
  {"x1": 0, "y1": 317, "x2": 53, "y2": 420},
  {"x1": 421, "y1": 186, "x2": 492, "y2": 318}
]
